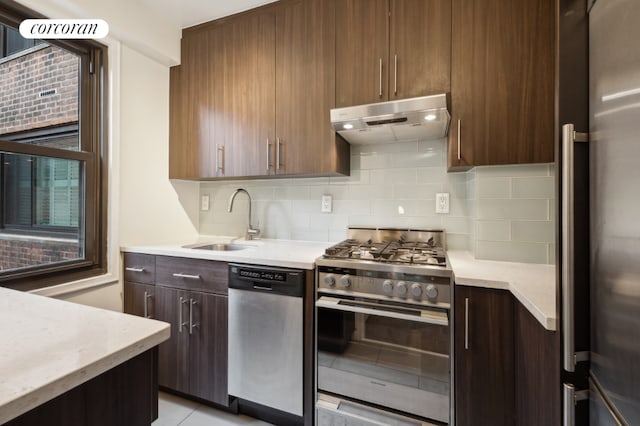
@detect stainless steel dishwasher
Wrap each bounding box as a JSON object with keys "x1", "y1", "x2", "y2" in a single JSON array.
[{"x1": 228, "y1": 263, "x2": 304, "y2": 418}]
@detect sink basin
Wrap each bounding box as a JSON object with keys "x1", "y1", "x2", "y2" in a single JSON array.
[{"x1": 190, "y1": 243, "x2": 252, "y2": 251}]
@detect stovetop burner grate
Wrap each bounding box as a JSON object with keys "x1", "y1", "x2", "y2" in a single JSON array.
[{"x1": 322, "y1": 229, "x2": 447, "y2": 268}]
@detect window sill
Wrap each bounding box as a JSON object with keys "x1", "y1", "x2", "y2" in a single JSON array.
[{"x1": 29, "y1": 271, "x2": 118, "y2": 298}]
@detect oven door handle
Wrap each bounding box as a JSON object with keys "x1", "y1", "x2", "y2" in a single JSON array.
[{"x1": 316, "y1": 296, "x2": 448, "y2": 326}]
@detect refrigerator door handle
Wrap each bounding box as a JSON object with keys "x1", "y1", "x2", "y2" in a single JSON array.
[
  {"x1": 563, "y1": 383, "x2": 589, "y2": 426},
  {"x1": 561, "y1": 123, "x2": 589, "y2": 372}
]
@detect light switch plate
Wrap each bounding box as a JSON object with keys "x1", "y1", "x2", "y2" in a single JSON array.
[
  {"x1": 435, "y1": 193, "x2": 449, "y2": 214},
  {"x1": 321, "y1": 195, "x2": 332, "y2": 213},
  {"x1": 201, "y1": 195, "x2": 210, "y2": 211}
]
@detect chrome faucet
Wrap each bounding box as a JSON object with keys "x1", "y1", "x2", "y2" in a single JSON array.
[{"x1": 227, "y1": 188, "x2": 260, "y2": 240}]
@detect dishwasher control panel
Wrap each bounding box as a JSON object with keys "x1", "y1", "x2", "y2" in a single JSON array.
[{"x1": 229, "y1": 263, "x2": 305, "y2": 297}]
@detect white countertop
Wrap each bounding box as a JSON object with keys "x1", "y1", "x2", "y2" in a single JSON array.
[
  {"x1": 0, "y1": 287, "x2": 170, "y2": 424},
  {"x1": 122, "y1": 236, "x2": 335, "y2": 270},
  {"x1": 447, "y1": 250, "x2": 557, "y2": 331}
]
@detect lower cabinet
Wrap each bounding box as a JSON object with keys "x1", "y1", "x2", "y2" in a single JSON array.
[
  {"x1": 124, "y1": 255, "x2": 229, "y2": 407},
  {"x1": 454, "y1": 285, "x2": 561, "y2": 426},
  {"x1": 454, "y1": 285, "x2": 515, "y2": 426},
  {"x1": 156, "y1": 286, "x2": 228, "y2": 405},
  {"x1": 6, "y1": 349, "x2": 158, "y2": 426}
]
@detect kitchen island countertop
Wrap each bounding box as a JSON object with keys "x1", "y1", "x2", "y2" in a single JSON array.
[
  {"x1": 0, "y1": 287, "x2": 170, "y2": 424},
  {"x1": 447, "y1": 250, "x2": 557, "y2": 331}
]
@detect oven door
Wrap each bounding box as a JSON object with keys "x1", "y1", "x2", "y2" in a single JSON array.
[{"x1": 316, "y1": 295, "x2": 450, "y2": 424}]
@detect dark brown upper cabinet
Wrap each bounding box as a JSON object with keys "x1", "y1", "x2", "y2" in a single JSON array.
[
  {"x1": 169, "y1": 0, "x2": 349, "y2": 180},
  {"x1": 335, "y1": 0, "x2": 451, "y2": 108},
  {"x1": 448, "y1": 0, "x2": 555, "y2": 170}
]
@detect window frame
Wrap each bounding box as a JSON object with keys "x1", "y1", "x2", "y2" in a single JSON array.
[
  {"x1": 0, "y1": 1, "x2": 108, "y2": 291},
  {"x1": 1, "y1": 124, "x2": 81, "y2": 238}
]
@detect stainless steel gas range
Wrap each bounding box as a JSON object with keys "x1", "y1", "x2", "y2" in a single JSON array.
[{"x1": 315, "y1": 228, "x2": 453, "y2": 426}]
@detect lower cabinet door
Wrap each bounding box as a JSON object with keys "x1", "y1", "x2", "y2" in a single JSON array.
[
  {"x1": 188, "y1": 291, "x2": 228, "y2": 406},
  {"x1": 454, "y1": 285, "x2": 515, "y2": 426},
  {"x1": 156, "y1": 286, "x2": 190, "y2": 394},
  {"x1": 123, "y1": 281, "x2": 154, "y2": 318}
]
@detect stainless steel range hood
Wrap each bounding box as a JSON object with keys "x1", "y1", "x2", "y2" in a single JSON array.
[{"x1": 330, "y1": 94, "x2": 450, "y2": 145}]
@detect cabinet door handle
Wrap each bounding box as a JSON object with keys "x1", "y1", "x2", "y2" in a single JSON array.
[
  {"x1": 266, "y1": 138, "x2": 273, "y2": 171},
  {"x1": 394, "y1": 54, "x2": 398, "y2": 95},
  {"x1": 125, "y1": 267, "x2": 145, "y2": 272},
  {"x1": 172, "y1": 272, "x2": 201, "y2": 280},
  {"x1": 457, "y1": 119, "x2": 462, "y2": 161},
  {"x1": 379, "y1": 58, "x2": 383, "y2": 98},
  {"x1": 189, "y1": 299, "x2": 199, "y2": 335},
  {"x1": 216, "y1": 144, "x2": 225, "y2": 175},
  {"x1": 179, "y1": 296, "x2": 189, "y2": 333},
  {"x1": 143, "y1": 291, "x2": 153, "y2": 318},
  {"x1": 464, "y1": 297, "x2": 470, "y2": 350},
  {"x1": 276, "y1": 137, "x2": 283, "y2": 171}
]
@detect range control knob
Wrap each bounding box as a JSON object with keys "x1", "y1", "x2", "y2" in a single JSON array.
[
  {"x1": 339, "y1": 275, "x2": 352, "y2": 288},
  {"x1": 411, "y1": 283, "x2": 423, "y2": 297},
  {"x1": 396, "y1": 281, "x2": 407, "y2": 296},
  {"x1": 323, "y1": 274, "x2": 336, "y2": 287},
  {"x1": 425, "y1": 284, "x2": 438, "y2": 300},
  {"x1": 382, "y1": 279, "x2": 394, "y2": 295}
]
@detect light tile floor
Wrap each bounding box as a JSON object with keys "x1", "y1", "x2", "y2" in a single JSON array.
[{"x1": 153, "y1": 392, "x2": 274, "y2": 426}]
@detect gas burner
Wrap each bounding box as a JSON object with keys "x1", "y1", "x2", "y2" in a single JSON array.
[{"x1": 322, "y1": 228, "x2": 448, "y2": 269}]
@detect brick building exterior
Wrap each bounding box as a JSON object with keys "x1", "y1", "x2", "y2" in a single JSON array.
[
  {"x1": 0, "y1": 43, "x2": 80, "y2": 272},
  {"x1": 0, "y1": 44, "x2": 78, "y2": 135}
]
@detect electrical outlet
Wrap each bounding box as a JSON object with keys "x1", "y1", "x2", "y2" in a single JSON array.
[
  {"x1": 201, "y1": 195, "x2": 210, "y2": 211},
  {"x1": 321, "y1": 195, "x2": 332, "y2": 213},
  {"x1": 435, "y1": 193, "x2": 449, "y2": 214}
]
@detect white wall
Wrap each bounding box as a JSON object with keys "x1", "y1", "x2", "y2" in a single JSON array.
[
  {"x1": 119, "y1": 45, "x2": 199, "y2": 247},
  {"x1": 15, "y1": 0, "x2": 180, "y2": 65}
]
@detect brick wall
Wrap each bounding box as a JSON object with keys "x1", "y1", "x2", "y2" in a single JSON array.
[
  {"x1": 0, "y1": 237, "x2": 80, "y2": 271},
  {"x1": 0, "y1": 45, "x2": 78, "y2": 135}
]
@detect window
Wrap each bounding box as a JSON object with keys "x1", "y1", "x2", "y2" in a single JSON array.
[{"x1": 0, "y1": 3, "x2": 107, "y2": 290}]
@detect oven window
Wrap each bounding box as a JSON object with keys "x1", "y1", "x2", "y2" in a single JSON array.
[{"x1": 317, "y1": 303, "x2": 450, "y2": 422}]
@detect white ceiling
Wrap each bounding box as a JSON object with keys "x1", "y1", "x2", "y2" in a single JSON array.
[{"x1": 138, "y1": 0, "x2": 280, "y2": 28}]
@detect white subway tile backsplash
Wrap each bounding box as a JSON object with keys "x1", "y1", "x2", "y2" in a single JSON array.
[
  {"x1": 197, "y1": 141, "x2": 555, "y2": 262},
  {"x1": 511, "y1": 220, "x2": 555, "y2": 243},
  {"x1": 475, "y1": 164, "x2": 550, "y2": 178},
  {"x1": 475, "y1": 240, "x2": 549, "y2": 264},
  {"x1": 476, "y1": 177, "x2": 510, "y2": 199},
  {"x1": 511, "y1": 176, "x2": 554, "y2": 199},
  {"x1": 476, "y1": 220, "x2": 511, "y2": 241},
  {"x1": 476, "y1": 199, "x2": 548, "y2": 220}
]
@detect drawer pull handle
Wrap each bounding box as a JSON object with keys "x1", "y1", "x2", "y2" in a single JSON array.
[
  {"x1": 172, "y1": 273, "x2": 201, "y2": 280},
  {"x1": 126, "y1": 267, "x2": 145, "y2": 272}
]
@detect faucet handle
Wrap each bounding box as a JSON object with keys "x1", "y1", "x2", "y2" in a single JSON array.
[{"x1": 247, "y1": 227, "x2": 260, "y2": 240}]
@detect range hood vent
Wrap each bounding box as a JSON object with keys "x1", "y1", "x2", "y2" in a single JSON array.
[{"x1": 330, "y1": 94, "x2": 450, "y2": 145}]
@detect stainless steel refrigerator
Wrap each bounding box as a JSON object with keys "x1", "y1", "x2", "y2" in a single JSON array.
[{"x1": 561, "y1": 0, "x2": 640, "y2": 424}]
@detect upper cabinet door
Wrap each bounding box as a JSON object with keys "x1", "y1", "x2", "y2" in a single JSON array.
[
  {"x1": 221, "y1": 13, "x2": 275, "y2": 178},
  {"x1": 449, "y1": 0, "x2": 555, "y2": 169},
  {"x1": 335, "y1": 0, "x2": 389, "y2": 107},
  {"x1": 389, "y1": 0, "x2": 451, "y2": 100},
  {"x1": 169, "y1": 31, "x2": 211, "y2": 179}
]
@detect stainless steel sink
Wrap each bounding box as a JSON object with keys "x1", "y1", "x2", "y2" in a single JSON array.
[{"x1": 190, "y1": 243, "x2": 252, "y2": 251}]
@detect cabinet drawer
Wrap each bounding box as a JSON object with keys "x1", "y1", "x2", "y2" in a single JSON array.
[
  {"x1": 156, "y1": 256, "x2": 228, "y2": 295},
  {"x1": 123, "y1": 253, "x2": 156, "y2": 284}
]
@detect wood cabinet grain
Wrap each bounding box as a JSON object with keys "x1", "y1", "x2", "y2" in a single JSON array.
[
  {"x1": 170, "y1": 0, "x2": 348, "y2": 179},
  {"x1": 514, "y1": 300, "x2": 561, "y2": 426},
  {"x1": 449, "y1": 0, "x2": 555, "y2": 169},
  {"x1": 454, "y1": 285, "x2": 515, "y2": 426},
  {"x1": 6, "y1": 349, "x2": 158, "y2": 426},
  {"x1": 336, "y1": 0, "x2": 451, "y2": 107}
]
